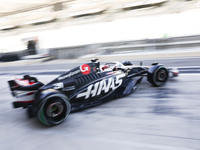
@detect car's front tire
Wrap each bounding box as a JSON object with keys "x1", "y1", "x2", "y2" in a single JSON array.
[
  {"x1": 37, "y1": 93, "x2": 71, "y2": 126},
  {"x1": 148, "y1": 66, "x2": 169, "y2": 86}
]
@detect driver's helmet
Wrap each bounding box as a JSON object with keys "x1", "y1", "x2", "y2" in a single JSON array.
[
  {"x1": 101, "y1": 62, "x2": 123, "y2": 71},
  {"x1": 101, "y1": 64, "x2": 110, "y2": 71}
]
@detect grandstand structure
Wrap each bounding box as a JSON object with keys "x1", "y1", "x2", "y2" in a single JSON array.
[{"x1": 0, "y1": 0, "x2": 199, "y2": 53}]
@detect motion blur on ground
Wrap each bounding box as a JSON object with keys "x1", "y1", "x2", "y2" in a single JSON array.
[{"x1": 0, "y1": 0, "x2": 200, "y2": 150}]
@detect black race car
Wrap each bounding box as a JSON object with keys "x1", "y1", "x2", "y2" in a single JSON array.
[{"x1": 8, "y1": 59, "x2": 179, "y2": 126}]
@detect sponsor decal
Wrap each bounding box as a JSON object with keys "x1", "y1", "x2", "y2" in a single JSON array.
[
  {"x1": 53, "y1": 82, "x2": 64, "y2": 89},
  {"x1": 62, "y1": 86, "x2": 76, "y2": 91},
  {"x1": 93, "y1": 67, "x2": 96, "y2": 71},
  {"x1": 106, "y1": 72, "x2": 114, "y2": 75},
  {"x1": 15, "y1": 79, "x2": 31, "y2": 86},
  {"x1": 80, "y1": 64, "x2": 91, "y2": 75},
  {"x1": 58, "y1": 70, "x2": 80, "y2": 80},
  {"x1": 76, "y1": 74, "x2": 125, "y2": 99}
]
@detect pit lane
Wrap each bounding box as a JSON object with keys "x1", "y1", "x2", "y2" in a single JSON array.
[{"x1": 0, "y1": 71, "x2": 199, "y2": 150}]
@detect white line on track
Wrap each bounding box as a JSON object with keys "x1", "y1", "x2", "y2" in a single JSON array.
[
  {"x1": 180, "y1": 73, "x2": 200, "y2": 76},
  {"x1": 92, "y1": 137, "x2": 195, "y2": 150},
  {"x1": 127, "y1": 56, "x2": 200, "y2": 61},
  {"x1": 0, "y1": 70, "x2": 69, "y2": 73},
  {"x1": 175, "y1": 66, "x2": 200, "y2": 68},
  {"x1": 179, "y1": 70, "x2": 200, "y2": 72}
]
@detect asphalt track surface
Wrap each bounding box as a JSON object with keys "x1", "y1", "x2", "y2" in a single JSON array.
[{"x1": 0, "y1": 57, "x2": 200, "y2": 150}]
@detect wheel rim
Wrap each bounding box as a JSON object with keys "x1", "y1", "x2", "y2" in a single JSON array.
[
  {"x1": 46, "y1": 102, "x2": 64, "y2": 118},
  {"x1": 157, "y1": 70, "x2": 167, "y2": 82},
  {"x1": 38, "y1": 94, "x2": 71, "y2": 126}
]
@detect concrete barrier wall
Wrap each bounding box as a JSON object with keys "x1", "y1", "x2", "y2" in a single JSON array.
[
  {"x1": 48, "y1": 34, "x2": 200, "y2": 59},
  {"x1": 1, "y1": 34, "x2": 199, "y2": 61},
  {"x1": 49, "y1": 44, "x2": 101, "y2": 59}
]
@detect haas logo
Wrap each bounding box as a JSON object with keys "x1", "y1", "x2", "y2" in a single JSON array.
[
  {"x1": 80, "y1": 64, "x2": 91, "y2": 75},
  {"x1": 76, "y1": 74, "x2": 125, "y2": 99}
]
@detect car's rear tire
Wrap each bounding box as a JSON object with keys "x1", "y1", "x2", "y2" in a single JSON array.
[
  {"x1": 37, "y1": 94, "x2": 71, "y2": 126},
  {"x1": 148, "y1": 66, "x2": 169, "y2": 86}
]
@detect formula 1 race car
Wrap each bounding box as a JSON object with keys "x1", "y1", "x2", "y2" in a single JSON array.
[{"x1": 8, "y1": 59, "x2": 179, "y2": 126}]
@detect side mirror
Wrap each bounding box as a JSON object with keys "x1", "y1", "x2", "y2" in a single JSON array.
[
  {"x1": 91, "y1": 58, "x2": 98, "y2": 63},
  {"x1": 152, "y1": 62, "x2": 159, "y2": 65}
]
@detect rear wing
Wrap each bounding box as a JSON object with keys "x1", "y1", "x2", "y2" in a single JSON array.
[{"x1": 7, "y1": 75, "x2": 44, "y2": 98}]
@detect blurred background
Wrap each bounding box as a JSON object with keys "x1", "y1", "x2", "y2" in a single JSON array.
[{"x1": 0, "y1": 0, "x2": 200, "y2": 61}]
